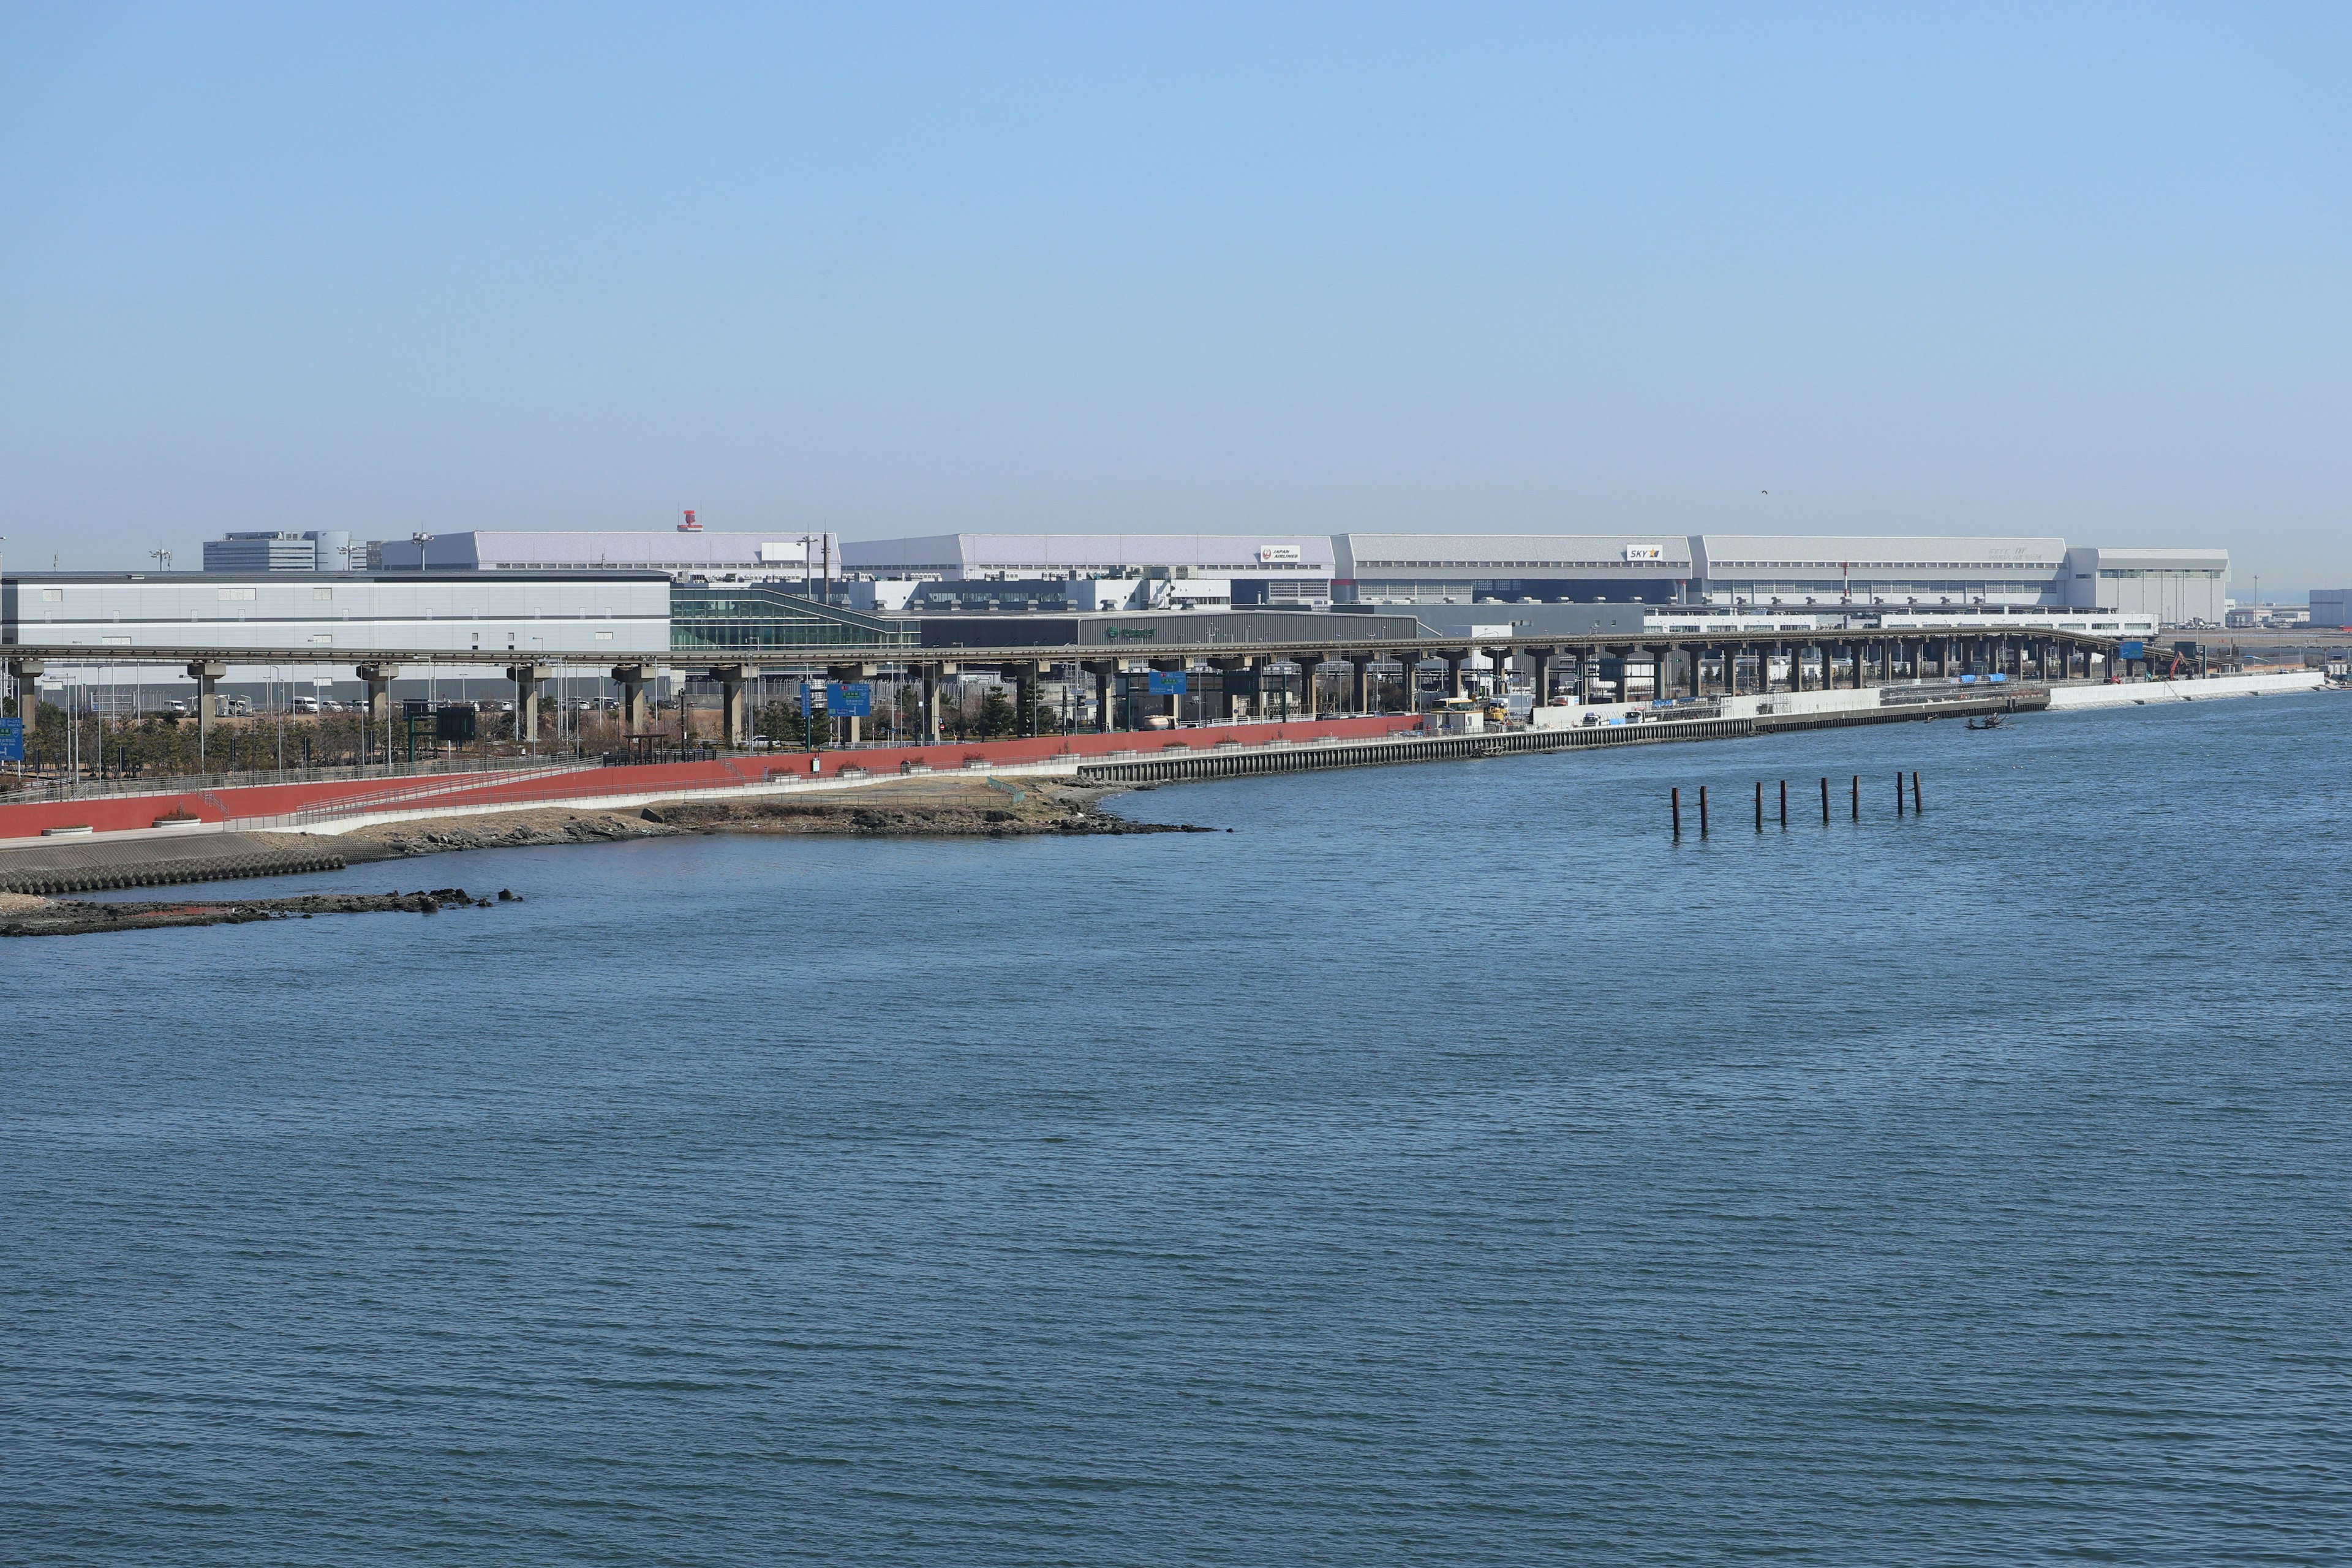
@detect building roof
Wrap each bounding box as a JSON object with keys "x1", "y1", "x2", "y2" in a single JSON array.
[
  {"x1": 1691, "y1": 535, "x2": 2067, "y2": 572},
  {"x1": 840, "y1": 533, "x2": 1335, "y2": 575}
]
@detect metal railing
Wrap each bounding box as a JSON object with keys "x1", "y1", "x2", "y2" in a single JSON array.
[{"x1": 1, "y1": 750, "x2": 590, "y2": 807}]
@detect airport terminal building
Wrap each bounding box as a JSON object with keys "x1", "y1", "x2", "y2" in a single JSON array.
[
  {"x1": 1688, "y1": 535, "x2": 2071, "y2": 609},
  {"x1": 1329, "y1": 533, "x2": 1693, "y2": 606},
  {"x1": 839, "y1": 533, "x2": 1336, "y2": 603},
  {"x1": 372, "y1": 530, "x2": 841, "y2": 584}
]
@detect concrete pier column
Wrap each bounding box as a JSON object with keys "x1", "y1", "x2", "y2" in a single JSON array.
[
  {"x1": 1442, "y1": 652, "x2": 1468, "y2": 700},
  {"x1": 1392, "y1": 654, "x2": 1419, "y2": 711},
  {"x1": 1293, "y1": 653, "x2": 1324, "y2": 717},
  {"x1": 1148, "y1": 658, "x2": 1186, "y2": 724},
  {"x1": 185, "y1": 658, "x2": 229, "y2": 764},
  {"x1": 1526, "y1": 648, "x2": 1553, "y2": 708},
  {"x1": 355, "y1": 662, "x2": 398, "y2": 764},
  {"x1": 717, "y1": 665, "x2": 756, "y2": 747},
  {"x1": 998, "y1": 661, "x2": 1040, "y2": 737},
  {"x1": 611, "y1": 663, "x2": 660, "y2": 735},
  {"x1": 1209, "y1": 657, "x2": 1249, "y2": 722},
  {"x1": 1480, "y1": 647, "x2": 1510, "y2": 699},
  {"x1": 508, "y1": 663, "x2": 554, "y2": 745},
  {"x1": 1347, "y1": 654, "x2": 1376, "y2": 714},
  {"x1": 824, "y1": 663, "x2": 877, "y2": 744},
  {"x1": 1082, "y1": 660, "x2": 1118, "y2": 732}
]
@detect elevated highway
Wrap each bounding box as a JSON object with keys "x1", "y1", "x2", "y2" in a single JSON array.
[{"x1": 6, "y1": 620, "x2": 2130, "y2": 748}]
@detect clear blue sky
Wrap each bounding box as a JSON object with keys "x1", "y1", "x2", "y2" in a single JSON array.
[{"x1": 4, "y1": 3, "x2": 2347, "y2": 589}]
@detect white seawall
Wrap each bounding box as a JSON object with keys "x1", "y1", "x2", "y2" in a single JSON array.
[{"x1": 2045, "y1": 671, "x2": 2324, "y2": 709}]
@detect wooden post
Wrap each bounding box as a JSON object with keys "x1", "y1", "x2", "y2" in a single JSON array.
[
  {"x1": 1779, "y1": 778, "x2": 1787, "y2": 828},
  {"x1": 1912, "y1": 771, "x2": 1923, "y2": 813},
  {"x1": 1754, "y1": 780, "x2": 1763, "y2": 831},
  {"x1": 1672, "y1": 787, "x2": 1682, "y2": 838},
  {"x1": 1820, "y1": 777, "x2": 1830, "y2": 823},
  {"x1": 1850, "y1": 774, "x2": 1860, "y2": 820},
  {"x1": 1896, "y1": 771, "x2": 1905, "y2": 816},
  {"x1": 1699, "y1": 785, "x2": 1709, "y2": 837}
]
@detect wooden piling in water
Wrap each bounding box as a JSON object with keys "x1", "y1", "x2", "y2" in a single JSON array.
[
  {"x1": 1896, "y1": 771, "x2": 1905, "y2": 816},
  {"x1": 1820, "y1": 777, "x2": 1830, "y2": 823},
  {"x1": 1754, "y1": 780, "x2": 1763, "y2": 831},
  {"x1": 1779, "y1": 778, "x2": 1787, "y2": 828},
  {"x1": 1850, "y1": 774, "x2": 1860, "y2": 821},
  {"x1": 1672, "y1": 787, "x2": 1682, "y2": 837},
  {"x1": 1699, "y1": 784, "x2": 1709, "y2": 836},
  {"x1": 1912, "y1": 771, "x2": 1923, "y2": 813}
]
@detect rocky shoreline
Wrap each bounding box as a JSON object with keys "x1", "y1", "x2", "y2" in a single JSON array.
[
  {"x1": 0, "y1": 886, "x2": 516, "y2": 939},
  {"x1": 333, "y1": 778, "x2": 1204, "y2": 859}
]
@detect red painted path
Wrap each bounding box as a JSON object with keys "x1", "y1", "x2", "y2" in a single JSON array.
[{"x1": 0, "y1": 717, "x2": 1421, "y2": 842}]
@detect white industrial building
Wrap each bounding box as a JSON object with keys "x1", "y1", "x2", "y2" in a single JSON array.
[
  {"x1": 5, "y1": 571, "x2": 670, "y2": 690},
  {"x1": 1689, "y1": 535, "x2": 2071, "y2": 609},
  {"x1": 2059, "y1": 548, "x2": 2229, "y2": 627},
  {"x1": 372, "y1": 530, "x2": 840, "y2": 583},
  {"x1": 839, "y1": 533, "x2": 1335, "y2": 603},
  {"x1": 1330, "y1": 533, "x2": 1693, "y2": 605}
]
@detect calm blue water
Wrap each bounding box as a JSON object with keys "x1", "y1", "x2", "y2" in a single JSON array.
[{"x1": 7, "y1": 695, "x2": 2352, "y2": 1565}]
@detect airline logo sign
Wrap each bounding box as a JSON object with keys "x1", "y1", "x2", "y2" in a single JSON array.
[
  {"x1": 1257, "y1": 545, "x2": 1303, "y2": 564},
  {"x1": 1624, "y1": 545, "x2": 1664, "y2": 562}
]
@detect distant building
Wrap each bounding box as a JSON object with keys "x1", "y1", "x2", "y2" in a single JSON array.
[
  {"x1": 839, "y1": 533, "x2": 1333, "y2": 605},
  {"x1": 2311, "y1": 590, "x2": 2351, "y2": 630},
  {"x1": 371, "y1": 530, "x2": 840, "y2": 583},
  {"x1": 202, "y1": 530, "x2": 356, "y2": 573},
  {"x1": 5, "y1": 571, "x2": 668, "y2": 661},
  {"x1": 1330, "y1": 533, "x2": 1691, "y2": 606},
  {"x1": 2060, "y1": 548, "x2": 2229, "y2": 627},
  {"x1": 1691, "y1": 535, "x2": 2069, "y2": 609}
]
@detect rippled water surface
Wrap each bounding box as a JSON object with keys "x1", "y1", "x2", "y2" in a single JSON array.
[{"x1": 6, "y1": 695, "x2": 2351, "y2": 1565}]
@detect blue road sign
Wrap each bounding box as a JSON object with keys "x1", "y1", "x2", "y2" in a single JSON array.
[
  {"x1": 0, "y1": 717, "x2": 20, "y2": 763},
  {"x1": 826, "y1": 681, "x2": 872, "y2": 718},
  {"x1": 2119, "y1": 640, "x2": 2145, "y2": 660},
  {"x1": 1147, "y1": 672, "x2": 1187, "y2": 695}
]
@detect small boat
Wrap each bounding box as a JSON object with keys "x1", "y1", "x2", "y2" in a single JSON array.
[{"x1": 1966, "y1": 714, "x2": 2006, "y2": 731}]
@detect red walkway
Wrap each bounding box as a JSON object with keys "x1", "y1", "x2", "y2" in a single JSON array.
[{"x1": 0, "y1": 717, "x2": 1420, "y2": 842}]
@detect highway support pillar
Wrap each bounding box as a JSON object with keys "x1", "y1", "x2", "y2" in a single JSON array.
[
  {"x1": 1482, "y1": 647, "x2": 1512, "y2": 701},
  {"x1": 356, "y1": 662, "x2": 398, "y2": 764},
  {"x1": 1394, "y1": 654, "x2": 1420, "y2": 712},
  {"x1": 7, "y1": 657, "x2": 43, "y2": 723},
  {"x1": 1081, "y1": 660, "x2": 1119, "y2": 733},
  {"x1": 1006, "y1": 661, "x2": 1041, "y2": 737},
  {"x1": 825, "y1": 663, "x2": 877, "y2": 744},
  {"x1": 1148, "y1": 658, "x2": 1186, "y2": 725},
  {"x1": 1346, "y1": 654, "x2": 1376, "y2": 715},
  {"x1": 611, "y1": 664, "x2": 661, "y2": 736},
  {"x1": 1525, "y1": 649, "x2": 1548, "y2": 707},
  {"x1": 1210, "y1": 656, "x2": 1250, "y2": 722},
  {"x1": 186, "y1": 659, "x2": 229, "y2": 766},
  {"x1": 706, "y1": 664, "x2": 756, "y2": 748},
  {"x1": 921, "y1": 662, "x2": 957, "y2": 745},
  {"x1": 508, "y1": 663, "x2": 554, "y2": 746},
  {"x1": 1442, "y1": 652, "x2": 1468, "y2": 701},
  {"x1": 1294, "y1": 653, "x2": 1324, "y2": 717}
]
